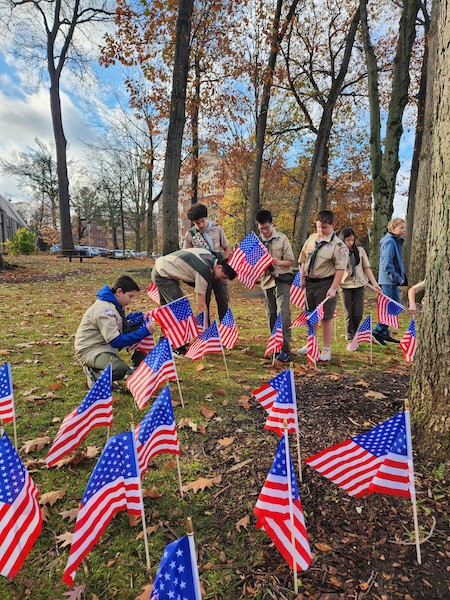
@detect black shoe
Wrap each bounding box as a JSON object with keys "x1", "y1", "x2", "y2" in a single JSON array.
[
  {"x1": 372, "y1": 332, "x2": 387, "y2": 346},
  {"x1": 385, "y1": 335, "x2": 400, "y2": 344},
  {"x1": 173, "y1": 346, "x2": 187, "y2": 357},
  {"x1": 276, "y1": 351, "x2": 290, "y2": 362}
]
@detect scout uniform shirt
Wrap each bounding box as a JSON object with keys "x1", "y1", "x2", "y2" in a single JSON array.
[
  {"x1": 340, "y1": 246, "x2": 371, "y2": 288},
  {"x1": 299, "y1": 231, "x2": 349, "y2": 279},
  {"x1": 259, "y1": 227, "x2": 295, "y2": 289},
  {"x1": 153, "y1": 248, "x2": 216, "y2": 296},
  {"x1": 183, "y1": 222, "x2": 229, "y2": 258},
  {"x1": 75, "y1": 299, "x2": 124, "y2": 365}
]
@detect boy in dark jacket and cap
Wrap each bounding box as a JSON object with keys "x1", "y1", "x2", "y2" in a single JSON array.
[{"x1": 75, "y1": 275, "x2": 155, "y2": 387}]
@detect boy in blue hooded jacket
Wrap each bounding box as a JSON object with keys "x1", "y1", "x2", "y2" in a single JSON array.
[
  {"x1": 372, "y1": 218, "x2": 406, "y2": 345},
  {"x1": 75, "y1": 275, "x2": 155, "y2": 387}
]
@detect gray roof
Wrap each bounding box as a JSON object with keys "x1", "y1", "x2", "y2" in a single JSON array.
[{"x1": 0, "y1": 195, "x2": 28, "y2": 228}]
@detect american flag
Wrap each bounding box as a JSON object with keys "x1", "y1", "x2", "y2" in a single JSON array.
[
  {"x1": 0, "y1": 363, "x2": 15, "y2": 423},
  {"x1": 147, "y1": 282, "x2": 160, "y2": 305},
  {"x1": 252, "y1": 369, "x2": 292, "y2": 412},
  {"x1": 290, "y1": 271, "x2": 306, "y2": 308},
  {"x1": 129, "y1": 312, "x2": 156, "y2": 356},
  {"x1": 185, "y1": 321, "x2": 223, "y2": 360},
  {"x1": 134, "y1": 385, "x2": 180, "y2": 477},
  {"x1": 254, "y1": 436, "x2": 311, "y2": 572},
  {"x1": 46, "y1": 366, "x2": 113, "y2": 467},
  {"x1": 218, "y1": 307, "x2": 239, "y2": 349},
  {"x1": 194, "y1": 310, "x2": 207, "y2": 333},
  {"x1": 290, "y1": 310, "x2": 309, "y2": 329},
  {"x1": 306, "y1": 323, "x2": 320, "y2": 365},
  {"x1": 62, "y1": 431, "x2": 143, "y2": 587},
  {"x1": 126, "y1": 338, "x2": 177, "y2": 410},
  {"x1": 264, "y1": 314, "x2": 283, "y2": 358},
  {"x1": 0, "y1": 433, "x2": 42, "y2": 579},
  {"x1": 228, "y1": 231, "x2": 274, "y2": 289},
  {"x1": 347, "y1": 315, "x2": 372, "y2": 351},
  {"x1": 307, "y1": 302, "x2": 324, "y2": 324},
  {"x1": 400, "y1": 318, "x2": 417, "y2": 362},
  {"x1": 264, "y1": 370, "x2": 298, "y2": 435},
  {"x1": 377, "y1": 294, "x2": 403, "y2": 329},
  {"x1": 152, "y1": 297, "x2": 199, "y2": 349},
  {"x1": 305, "y1": 413, "x2": 412, "y2": 498},
  {"x1": 150, "y1": 534, "x2": 202, "y2": 600}
]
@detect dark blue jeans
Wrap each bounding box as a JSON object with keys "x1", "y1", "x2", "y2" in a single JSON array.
[{"x1": 373, "y1": 284, "x2": 400, "y2": 338}]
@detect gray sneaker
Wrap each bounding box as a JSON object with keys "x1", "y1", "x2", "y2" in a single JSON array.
[
  {"x1": 83, "y1": 366, "x2": 97, "y2": 389},
  {"x1": 124, "y1": 366, "x2": 137, "y2": 379},
  {"x1": 296, "y1": 345, "x2": 308, "y2": 355}
]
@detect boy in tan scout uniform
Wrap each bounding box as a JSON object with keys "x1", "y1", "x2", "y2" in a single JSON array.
[
  {"x1": 296, "y1": 210, "x2": 348, "y2": 361},
  {"x1": 256, "y1": 209, "x2": 295, "y2": 362}
]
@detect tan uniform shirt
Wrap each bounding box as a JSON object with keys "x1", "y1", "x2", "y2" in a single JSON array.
[
  {"x1": 299, "y1": 231, "x2": 349, "y2": 279},
  {"x1": 154, "y1": 248, "x2": 214, "y2": 295},
  {"x1": 259, "y1": 227, "x2": 295, "y2": 289},
  {"x1": 340, "y1": 247, "x2": 371, "y2": 288},
  {"x1": 183, "y1": 222, "x2": 229, "y2": 256},
  {"x1": 75, "y1": 300, "x2": 122, "y2": 364}
]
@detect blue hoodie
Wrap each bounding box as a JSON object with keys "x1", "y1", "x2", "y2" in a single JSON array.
[
  {"x1": 378, "y1": 233, "x2": 405, "y2": 286},
  {"x1": 96, "y1": 285, "x2": 150, "y2": 350}
]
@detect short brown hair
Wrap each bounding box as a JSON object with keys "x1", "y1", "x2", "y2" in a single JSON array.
[{"x1": 111, "y1": 275, "x2": 140, "y2": 293}]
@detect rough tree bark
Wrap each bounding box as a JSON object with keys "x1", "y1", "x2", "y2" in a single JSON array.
[
  {"x1": 409, "y1": 0, "x2": 450, "y2": 459},
  {"x1": 161, "y1": 0, "x2": 194, "y2": 254}
]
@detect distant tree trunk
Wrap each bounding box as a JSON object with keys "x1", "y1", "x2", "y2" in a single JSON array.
[
  {"x1": 404, "y1": 7, "x2": 431, "y2": 280},
  {"x1": 161, "y1": 0, "x2": 194, "y2": 254},
  {"x1": 362, "y1": 0, "x2": 420, "y2": 268},
  {"x1": 409, "y1": 0, "x2": 450, "y2": 459},
  {"x1": 294, "y1": 8, "x2": 360, "y2": 255},
  {"x1": 191, "y1": 51, "x2": 201, "y2": 206},
  {"x1": 318, "y1": 144, "x2": 329, "y2": 212},
  {"x1": 248, "y1": 0, "x2": 300, "y2": 233}
]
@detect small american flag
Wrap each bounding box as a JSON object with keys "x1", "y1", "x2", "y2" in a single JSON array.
[
  {"x1": 218, "y1": 308, "x2": 239, "y2": 349},
  {"x1": 254, "y1": 436, "x2": 311, "y2": 572},
  {"x1": 307, "y1": 302, "x2": 324, "y2": 324},
  {"x1": 290, "y1": 310, "x2": 309, "y2": 329},
  {"x1": 400, "y1": 318, "x2": 417, "y2": 362},
  {"x1": 252, "y1": 369, "x2": 292, "y2": 412},
  {"x1": 185, "y1": 321, "x2": 223, "y2": 360},
  {"x1": 150, "y1": 534, "x2": 202, "y2": 600},
  {"x1": 63, "y1": 431, "x2": 143, "y2": 587},
  {"x1": 290, "y1": 270, "x2": 306, "y2": 308},
  {"x1": 135, "y1": 385, "x2": 180, "y2": 477},
  {"x1": 126, "y1": 338, "x2": 177, "y2": 410},
  {"x1": 194, "y1": 310, "x2": 207, "y2": 333},
  {"x1": 264, "y1": 314, "x2": 283, "y2": 358},
  {"x1": 306, "y1": 323, "x2": 320, "y2": 365},
  {"x1": 264, "y1": 370, "x2": 298, "y2": 435},
  {"x1": 147, "y1": 282, "x2": 160, "y2": 305},
  {"x1": 306, "y1": 413, "x2": 411, "y2": 498},
  {"x1": 129, "y1": 312, "x2": 155, "y2": 355},
  {"x1": 46, "y1": 366, "x2": 113, "y2": 467},
  {"x1": 152, "y1": 297, "x2": 199, "y2": 349},
  {"x1": 377, "y1": 294, "x2": 403, "y2": 329},
  {"x1": 0, "y1": 433, "x2": 42, "y2": 579},
  {"x1": 347, "y1": 315, "x2": 372, "y2": 351},
  {"x1": 228, "y1": 231, "x2": 274, "y2": 289},
  {"x1": 0, "y1": 363, "x2": 15, "y2": 423}
]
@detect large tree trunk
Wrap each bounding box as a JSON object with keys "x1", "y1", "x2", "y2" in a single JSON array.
[
  {"x1": 190, "y1": 51, "x2": 201, "y2": 206},
  {"x1": 409, "y1": 0, "x2": 450, "y2": 459},
  {"x1": 161, "y1": 0, "x2": 194, "y2": 254},
  {"x1": 294, "y1": 8, "x2": 360, "y2": 255},
  {"x1": 363, "y1": 0, "x2": 420, "y2": 268}
]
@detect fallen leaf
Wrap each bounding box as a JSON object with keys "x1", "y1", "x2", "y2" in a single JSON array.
[
  {"x1": 195, "y1": 363, "x2": 205, "y2": 371},
  {"x1": 329, "y1": 575, "x2": 343, "y2": 588},
  {"x1": 134, "y1": 584, "x2": 153, "y2": 600},
  {"x1": 239, "y1": 395, "x2": 251, "y2": 410},
  {"x1": 136, "y1": 524, "x2": 159, "y2": 540},
  {"x1": 355, "y1": 380, "x2": 369, "y2": 387},
  {"x1": 59, "y1": 507, "x2": 79, "y2": 522},
  {"x1": 22, "y1": 387, "x2": 41, "y2": 396},
  {"x1": 218, "y1": 437, "x2": 234, "y2": 448},
  {"x1": 142, "y1": 486, "x2": 162, "y2": 498},
  {"x1": 182, "y1": 475, "x2": 222, "y2": 494},
  {"x1": 200, "y1": 406, "x2": 215, "y2": 419},
  {"x1": 128, "y1": 514, "x2": 141, "y2": 527},
  {"x1": 364, "y1": 390, "x2": 387, "y2": 399},
  {"x1": 235, "y1": 514, "x2": 250, "y2": 531},
  {"x1": 41, "y1": 505, "x2": 50, "y2": 522},
  {"x1": 328, "y1": 374, "x2": 343, "y2": 381},
  {"x1": 314, "y1": 542, "x2": 333, "y2": 552},
  {"x1": 227, "y1": 458, "x2": 252, "y2": 473},
  {"x1": 62, "y1": 585, "x2": 86, "y2": 600},
  {"x1": 21, "y1": 436, "x2": 51, "y2": 453},
  {"x1": 178, "y1": 417, "x2": 198, "y2": 432},
  {"x1": 56, "y1": 531, "x2": 73, "y2": 548},
  {"x1": 39, "y1": 486, "x2": 66, "y2": 506},
  {"x1": 48, "y1": 382, "x2": 63, "y2": 390},
  {"x1": 43, "y1": 391, "x2": 63, "y2": 399}
]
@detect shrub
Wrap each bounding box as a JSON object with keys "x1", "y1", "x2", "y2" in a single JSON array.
[{"x1": 6, "y1": 228, "x2": 35, "y2": 255}]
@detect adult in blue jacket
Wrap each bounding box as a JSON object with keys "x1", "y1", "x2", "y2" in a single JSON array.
[
  {"x1": 372, "y1": 218, "x2": 407, "y2": 345},
  {"x1": 75, "y1": 275, "x2": 155, "y2": 387}
]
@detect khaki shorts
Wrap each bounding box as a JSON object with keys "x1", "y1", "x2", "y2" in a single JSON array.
[{"x1": 306, "y1": 278, "x2": 337, "y2": 319}]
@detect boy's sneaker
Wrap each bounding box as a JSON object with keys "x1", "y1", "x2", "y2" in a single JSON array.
[
  {"x1": 276, "y1": 351, "x2": 290, "y2": 362},
  {"x1": 83, "y1": 366, "x2": 97, "y2": 389},
  {"x1": 124, "y1": 366, "x2": 137, "y2": 380},
  {"x1": 372, "y1": 331, "x2": 387, "y2": 346},
  {"x1": 173, "y1": 346, "x2": 187, "y2": 357},
  {"x1": 296, "y1": 345, "x2": 308, "y2": 355},
  {"x1": 319, "y1": 347, "x2": 332, "y2": 362},
  {"x1": 385, "y1": 335, "x2": 400, "y2": 344}
]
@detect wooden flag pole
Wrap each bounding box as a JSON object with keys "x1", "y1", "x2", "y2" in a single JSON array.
[
  {"x1": 289, "y1": 368, "x2": 303, "y2": 483},
  {"x1": 404, "y1": 400, "x2": 422, "y2": 564},
  {"x1": 130, "y1": 419, "x2": 151, "y2": 572},
  {"x1": 283, "y1": 420, "x2": 298, "y2": 594},
  {"x1": 369, "y1": 314, "x2": 373, "y2": 365},
  {"x1": 365, "y1": 282, "x2": 406, "y2": 310},
  {"x1": 220, "y1": 343, "x2": 230, "y2": 378},
  {"x1": 12, "y1": 416, "x2": 18, "y2": 452},
  {"x1": 176, "y1": 455, "x2": 184, "y2": 498},
  {"x1": 186, "y1": 517, "x2": 202, "y2": 600},
  {"x1": 272, "y1": 349, "x2": 276, "y2": 366}
]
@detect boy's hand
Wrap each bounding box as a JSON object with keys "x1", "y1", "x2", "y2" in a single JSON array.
[
  {"x1": 146, "y1": 321, "x2": 155, "y2": 334},
  {"x1": 326, "y1": 286, "x2": 338, "y2": 299}
]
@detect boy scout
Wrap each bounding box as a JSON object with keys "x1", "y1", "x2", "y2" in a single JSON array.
[
  {"x1": 296, "y1": 210, "x2": 348, "y2": 361},
  {"x1": 256, "y1": 209, "x2": 295, "y2": 362}
]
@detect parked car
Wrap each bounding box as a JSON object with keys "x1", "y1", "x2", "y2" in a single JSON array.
[
  {"x1": 50, "y1": 244, "x2": 61, "y2": 254},
  {"x1": 94, "y1": 247, "x2": 114, "y2": 257}
]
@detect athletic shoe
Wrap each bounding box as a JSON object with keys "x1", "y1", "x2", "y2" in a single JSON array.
[
  {"x1": 385, "y1": 335, "x2": 400, "y2": 344},
  {"x1": 276, "y1": 351, "x2": 290, "y2": 362},
  {"x1": 83, "y1": 366, "x2": 97, "y2": 389},
  {"x1": 372, "y1": 331, "x2": 387, "y2": 346},
  {"x1": 319, "y1": 347, "x2": 332, "y2": 362},
  {"x1": 296, "y1": 345, "x2": 308, "y2": 355},
  {"x1": 124, "y1": 366, "x2": 137, "y2": 379},
  {"x1": 173, "y1": 346, "x2": 187, "y2": 357}
]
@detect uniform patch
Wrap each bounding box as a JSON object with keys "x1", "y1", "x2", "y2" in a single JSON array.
[
  {"x1": 339, "y1": 246, "x2": 348, "y2": 253},
  {"x1": 327, "y1": 243, "x2": 332, "y2": 248},
  {"x1": 104, "y1": 309, "x2": 115, "y2": 316}
]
